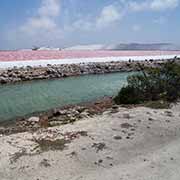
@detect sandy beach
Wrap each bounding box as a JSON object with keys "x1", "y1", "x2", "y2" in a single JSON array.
[{"x1": 0, "y1": 103, "x2": 180, "y2": 180}]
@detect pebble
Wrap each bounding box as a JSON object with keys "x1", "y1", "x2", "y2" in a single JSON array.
[{"x1": 113, "y1": 135, "x2": 122, "y2": 140}]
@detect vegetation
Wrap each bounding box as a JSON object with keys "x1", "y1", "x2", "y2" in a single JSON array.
[
  {"x1": 32, "y1": 46, "x2": 40, "y2": 51},
  {"x1": 114, "y1": 60, "x2": 180, "y2": 105}
]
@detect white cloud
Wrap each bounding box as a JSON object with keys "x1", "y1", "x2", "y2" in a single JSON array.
[
  {"x1": 150, "y1": 0, "x2": 179, "y2": 10},
  {"x1": 4, "y1": 0, "x2": 180, "y2": 49},
  {"x1": 20, "y1": 0, "x2": 62, "y2": 39},
  {"x1": 10, "y1": 0, "x2": 111, "y2": 48},
  {"x1": 70, "y1": 0, "x2": 179, "y2": 32},
  {"x1": 128, "y1": 1, "x2": 148, "y2": 11},
  {"x1": 96, "y1": 5, "x2": 122, "y2": 28},
  {"x1": 38, "y1": 0, "x2": 60, "y2": 17},
  {"x1": 70, "y1": 4, "x2": 123, "y2": 31},
  {"x1": 129, "y1": 0, "x2": 179, "y2": 12},
  {"x1": 20, "y1": 17, "x2": 57, "y2": 35}
]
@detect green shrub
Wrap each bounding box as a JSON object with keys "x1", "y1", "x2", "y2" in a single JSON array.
[
  {"x1": 114, "y1": 86, "x2": 142, "y2": 104},
  {"x1": 114, "y1": 60, "x2": 180, "y2": 105}
]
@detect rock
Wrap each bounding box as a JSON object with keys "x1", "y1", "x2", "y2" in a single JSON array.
[
  {"x1": 121, "y1": 123, "x2": 133, "y2": 129},
  {"x1": 112, "y1": 105, "x2": 119, "y2": 109},
  {"x1": 70, "y1": 109, "x2": 80, "y2": 116},
  {"x1": 80, "y1": 111, "x2": 89, "y2": 118},
  {"x1": 113, "y1": 135, "x2": 122, "y2": 140},
  {"x1": 2, "y1": 73, "x2": 9, "y2": 78},
  {"x1": 69, "y1": 117, "x2": 77, "y2": 123},
  {"x1": 49, "y1": 121, "x2": 63, "y2": 126},
  {"x1": 27, "y1": 117, "x2": 40, "y2": 123},
  {"x1": 148, "y1": 118, "x2": 154, "y2": 121},
  {"x1": 123, "y1": 113, "x2": 131, "y2": 119},
  {"x1": 76, "y1": 106, "x2": 87, "y2": 113},
  {"x1": 0, "y1": 60, "x2": 167, "y2": 84},
  {"x1": 0, "y1": 77, "x2": 8, "y2": 84},
  {"x1": 57, "y1": 110, "x2": 68, "y2": 116},
  {"x1": 0, "y1": 127, "x2": 6, "y2": 134},
  {"x1": 92, "y1": 142, "x2": 107, "y2": 153},
  {"x1": 164, "y1": 111, "x2": 174, "y2": 117},
  {"x1": 39, "y1": 159, "x2": 51, "y2": 167}
]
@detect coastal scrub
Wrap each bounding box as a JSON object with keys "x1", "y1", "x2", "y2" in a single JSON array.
[{"x1": 114, "y1": 60, "x2": 180, "y2": 105}]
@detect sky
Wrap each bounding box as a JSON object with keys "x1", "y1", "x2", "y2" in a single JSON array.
[{"x1": 0, "y1": 0, "x2": 180, "y2": 50}]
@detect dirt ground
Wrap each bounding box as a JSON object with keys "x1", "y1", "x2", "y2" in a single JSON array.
[{"x1": 0, "y1": 103, "x2": 180, "y2": 180}]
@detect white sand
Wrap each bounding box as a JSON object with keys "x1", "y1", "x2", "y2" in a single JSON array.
[
  {"x1": 0, "y1": 54, "x2": 180, "y2": 69},
  {"x1": 0, "y1": 104, "x2": 180, "y2": 180}
]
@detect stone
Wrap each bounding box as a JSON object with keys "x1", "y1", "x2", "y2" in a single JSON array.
[
  {"x1": 53, "y1": 109, "x2": 68, "y2": 116},
  {"x1": 123, "y1": 113, "x2": 131, "y2": 119},
  {"x1": 27, "y1": 117, "x2": 40, "y2": 123},
  {"x1": 0, "y1": 61, "x2": 166, "y2": 84},
  {"x1": 39, "y1": 159, "x2": 51, "y2": 167},
  {"x1": 112, "y1": 105, "x2": 119, "y2": 109},
  {"x1": 80, "y1": 111, "x2": 89, "y2": 118},
  {"x1": 0, "y1": 77, "x2": 8, "y2": 84},
  {"x1": 121, "y1": 123, "x2": 133, "y2": 129},
  {"x1": 113, "y1": 135, "x2": 122, "y2": 140}
]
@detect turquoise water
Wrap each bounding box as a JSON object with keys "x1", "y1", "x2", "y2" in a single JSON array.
[{"x1": 0, "y1": 72, "x2": 133, "y2": 122}]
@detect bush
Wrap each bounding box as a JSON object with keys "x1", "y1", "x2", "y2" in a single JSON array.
[
  {"x1": 114, "y1": 60, "x2": 180, "y2": 104},
  {"x1": 114, "y1": 86, "x2": 142, "y2": 104},
  {"x1": 32, "y1": 46, "x2": 40, "y2": 51}
]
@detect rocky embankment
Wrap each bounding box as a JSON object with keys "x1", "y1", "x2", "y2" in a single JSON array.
[
  {"x1": 0, "y1": 60, "x2": 162, "y2": 84},
  {"x1": 0, "y1": 97, "x2": 113, "y2": 135}
]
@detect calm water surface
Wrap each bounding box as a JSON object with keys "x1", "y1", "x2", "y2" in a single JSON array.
[{"x1": 0, "y1": 72, "x2": 133, "y2": 121}]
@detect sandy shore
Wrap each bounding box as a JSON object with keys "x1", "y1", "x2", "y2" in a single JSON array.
[{"x1": 0, "y1": 103, "x2": 180, "y2": 180}]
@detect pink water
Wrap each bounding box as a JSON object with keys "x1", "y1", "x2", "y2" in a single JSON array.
[{"x1": 0, "y1": 50, "x2": 180, "y2": 62}]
